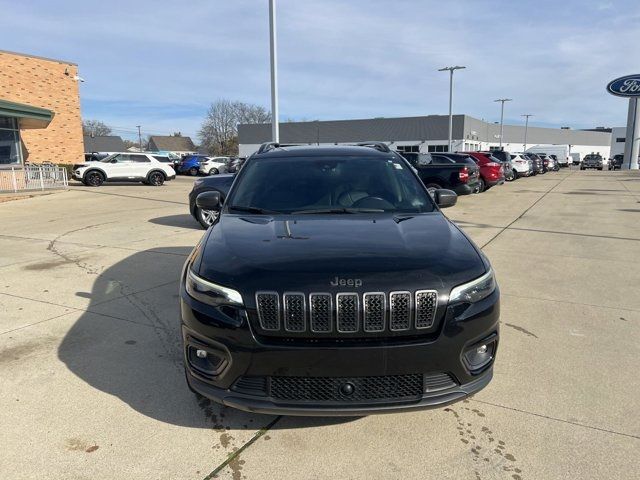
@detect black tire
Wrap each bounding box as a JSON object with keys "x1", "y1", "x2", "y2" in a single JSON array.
[
  {"x1": 512, "y1": 169, "x2": 518, "y2": 180},
  {"x1": 477, "y1": 178, "x2": 485, "y2": 193},
  {"x1": 580, "y1": 166, "x2": 585, "y2": 170},
  {"x1": 188, "y1": 167, "x2": 198, "y2": 176},
  {"x1": 208, "y1": 168, "x2": 219, "y2": 176},
  {"x1": 597, "y1": 167, "x2": 603, "y2": 171},
  {"x1": 147, "y1": 171, "x2": 165, "y2": 186},
  {"x1": 505, "y1": 170, "x2": 515, "y2": 182},
  {"x1": 424, "y1": 183, "x2": 442, "y2": 196},
  {"x1": 195, "y1": 206, "x2": 219, "y2": 229},
  {"x1": 84, "y1": 170, "x2": 104, "y2": 187}
]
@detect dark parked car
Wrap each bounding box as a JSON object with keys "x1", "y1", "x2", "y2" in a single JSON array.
[
  {"x1": 609, "y1": 154, "x2": 623, "y2": 170},
  {"x1": 399, "y1": 152, "x2": 481, "y2": 195},
  {"x1": 227, "y1": 157, "x2": 246, "y2": 173},
  {"x1": 189, "y1": 174, "x2": 235, "y2": 228},
  {"x1": 524, "y1": 153, "x2": 544, "y2": 174},
  {"x1": 479, "y1": 150, "x2": 515, "y2": 182},
  {"x1": 581, "y1": 154, "x2": 603, "y2": 170},
  {"x1": 181, "y1": 142, "x2": 500, "y2": 415}
]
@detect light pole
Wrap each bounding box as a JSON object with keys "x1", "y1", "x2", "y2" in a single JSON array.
[
  {"x1": 438, "y1": 66, "x2": 466, "y2": 152},
  {"x1": 521, "y1": 114, "x2": 533, "y2": 151},
  {"x1": 136, "y1": 125, "x2": 142, "y2": 152},
  {"x1": 269, "y1": 0, "x2": 279, "y2": 143},
  {"x1": 494, "y1": 98, "x2": 512, "y2": 148}
]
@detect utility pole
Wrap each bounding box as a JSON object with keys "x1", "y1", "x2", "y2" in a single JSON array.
[
  {"x1": 494, "y1": 98, "x2": 512, "y2": 148},
  {"x1": 438, "y1": 66, "x2": 466, "y2": 152},
  {"x1": 521, "y1": 114, "x2": 533, "y2": 151},
  {"x1": 136, "y1": 125, "x2": 142, "y2": 152},
  {"x1": 269, "y1": 0, "x2": 279, "y2": 143}
]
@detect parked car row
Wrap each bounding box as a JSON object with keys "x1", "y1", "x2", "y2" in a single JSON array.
[
  {"x1": 172, "y1": 154, "x2": 245, "y2": 176},
  {"x1": 187, "y1": 145, "x2": 568, "y2": 229}
]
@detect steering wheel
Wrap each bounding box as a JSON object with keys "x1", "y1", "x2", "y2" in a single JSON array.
[{"x1": 351, "y1": 196, "x2": 394, "y2": 210}]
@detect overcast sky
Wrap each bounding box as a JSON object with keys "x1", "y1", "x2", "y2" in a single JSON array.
[{"x1": 3, "y1": 0, "x2": 639, "y2": 140}]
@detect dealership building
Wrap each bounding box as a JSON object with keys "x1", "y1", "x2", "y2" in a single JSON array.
[
  {"x1": 0, "y1": 50, "x2": 84, "y2": 168},
  {"x1": 238, "y1": 115, "x2": 612, "y2": 159}
]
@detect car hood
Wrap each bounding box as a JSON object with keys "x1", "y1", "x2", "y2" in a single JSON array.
[{"x1": 196, "y1": 213, "x2": 485, "y2": 296}]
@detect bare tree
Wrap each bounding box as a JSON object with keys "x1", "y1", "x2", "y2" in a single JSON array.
[
  {"x1": 82, "y1": 120, "x2": 112, "y2": 137},
  {"x1": 199, "y1": 100, "x2": 270, "y2": 155}
]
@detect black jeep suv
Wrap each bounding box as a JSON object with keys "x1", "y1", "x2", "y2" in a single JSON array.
[{"x1": 180, "y1": 143, "x2": 500, "y2": 415}]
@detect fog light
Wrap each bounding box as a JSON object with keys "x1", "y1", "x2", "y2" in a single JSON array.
[
  {"x1": 187, "y1": 344, "x2": 227, "y2": 378},
  {"x1": 463, "y1": 336, "x2": 497, "y2": 372}
]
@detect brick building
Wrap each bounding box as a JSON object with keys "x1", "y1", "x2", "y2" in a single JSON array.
[{"x1": 0, "y1": 50, "x2": 84, "y2": 168}]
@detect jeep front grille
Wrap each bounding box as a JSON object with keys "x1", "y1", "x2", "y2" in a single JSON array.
[{"x1": 255, "y1": 290, "x2": 438, "y2": 337}]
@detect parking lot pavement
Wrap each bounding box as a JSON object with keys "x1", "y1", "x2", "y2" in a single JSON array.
[{"x1": 1, "y1": 171, "x2": 639, "y2": 479}]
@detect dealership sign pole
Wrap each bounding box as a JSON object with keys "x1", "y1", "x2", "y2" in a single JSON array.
[{"x1": 606, "y1": 74, "x2": 640, "y2": 170}]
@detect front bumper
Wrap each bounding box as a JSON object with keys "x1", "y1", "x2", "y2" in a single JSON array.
[
  {"x1": 180, "y1": 285, "x2": 500, "y2": 415},
  {"x1": 186, "y1": 366, "x2": 493, "y2": 416}
]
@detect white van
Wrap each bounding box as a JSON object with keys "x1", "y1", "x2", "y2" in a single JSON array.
[{"x1": 525, "y1": 145, "x2": 570, "y2": 167}]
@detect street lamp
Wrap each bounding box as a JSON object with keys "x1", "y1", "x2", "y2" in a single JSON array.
[
  {"x1": 269, "y1": 0, "x2": 279, "y2": 143},
  {"x1": 521, "y1": 114, "x2": 533, "y2": 151},
  {"x1": 494, "y1": 98, "x2": 512, "y2": 148},
  {"x1": 438, "y1": 66, "x2": 466, "y2": 152}
]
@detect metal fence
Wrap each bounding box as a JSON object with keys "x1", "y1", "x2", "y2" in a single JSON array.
[{"x1": 0, "y1": 165, "x2": 69, "y2": 193}]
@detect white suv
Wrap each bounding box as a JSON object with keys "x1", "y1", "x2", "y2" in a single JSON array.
[
  {"x1": 199, "y1": 156, "x2": 230, "y2": 175},
  {"x1": 509, "y1": 153, "x2": 533, "y2": 177},
  {"x1": 72, "y1": 153, "x2": 176, "y2": 187}
]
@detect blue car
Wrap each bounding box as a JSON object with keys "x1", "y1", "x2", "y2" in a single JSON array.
[{"x1": 177, "y1": 155, "x2": 207, "y2": 176}]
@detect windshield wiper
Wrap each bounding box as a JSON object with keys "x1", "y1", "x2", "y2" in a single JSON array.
[
  {"x1": 227, "y1": 205, "x2": 282, "y2": 215},
  {"x1": 292, "y1": 207, "x2": 385, "y2": 214}
]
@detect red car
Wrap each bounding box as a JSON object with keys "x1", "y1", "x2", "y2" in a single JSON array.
[{"x1": 462, "y1": 152, "x2": 506, "y2": 192}]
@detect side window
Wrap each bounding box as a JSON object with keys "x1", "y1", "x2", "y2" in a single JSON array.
[
  {"x1": 117, "y1": 154, "x2": 133, "y2": 163},
  {"x1": 153, "y1": 156, "x2": 171, "y2": 163},
  {"x1": 130, "y1": 155, "x2": 151, "y2": 163}
]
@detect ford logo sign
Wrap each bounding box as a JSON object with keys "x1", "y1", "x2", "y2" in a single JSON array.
[{"x1": 607, "y1": 74, "x2": 640, "y2": 97}]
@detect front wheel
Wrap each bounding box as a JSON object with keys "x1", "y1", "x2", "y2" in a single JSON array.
[
  {"x1": 188, "y1": 167, "x2": 198, "y2": 176},
  {"x1": 195, "y1": 207, "x2": 219, "y2": 229},
  {"x1": 147, "y1": 171, "x2": 165, "y2": 186},
  {"x1": 84, "y1": 171, "x2": 104, "y2": 187},
  {"x1": 208, "y1": 168, "x2": 219, "y2": 176}
]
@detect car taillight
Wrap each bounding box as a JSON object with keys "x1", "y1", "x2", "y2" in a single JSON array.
[
  {"x1": 486, "y1": 162, "x2": 501, "y2": 168},
  {"x1": 459, "y1": 166, "x2": 469, "y2": 183}
]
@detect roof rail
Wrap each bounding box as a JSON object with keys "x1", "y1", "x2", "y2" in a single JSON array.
[
  {"x1": 354, "y1": 142, "x2": 392, "y2": 153},
  {"x1": 256, "y1": 142, "x2": 280, "y2": 154},
  {"x1": 256, "y1": 142, "x2": 303, "y2": 154}
]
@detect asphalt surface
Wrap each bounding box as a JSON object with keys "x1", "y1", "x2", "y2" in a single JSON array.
[{"x1": 1, "y1": 170, "x2": 639, "y2": 479}]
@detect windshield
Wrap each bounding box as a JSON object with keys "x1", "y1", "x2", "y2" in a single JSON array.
[
  {"x1": 225, "y1": 155, "x2": 436, "y2": 214},
  {"x1": 100, "y1": 154, "x2": 118, "y2": 163}
]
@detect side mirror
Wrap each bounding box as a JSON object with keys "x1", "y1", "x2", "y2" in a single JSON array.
[
  {"x1": 196, "y1": 191, "x2": 222, "y2": 210},
  {"x1": 111, "y1": 158, "x2": 118, "y2": 163},
  {"x1": 434, "y1": 189, "x2": 457, "y2": 209}
]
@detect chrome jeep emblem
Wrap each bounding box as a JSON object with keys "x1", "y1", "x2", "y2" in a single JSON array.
[{"x1": 330, "y1": 277, "x2": 362, "y2": 288}]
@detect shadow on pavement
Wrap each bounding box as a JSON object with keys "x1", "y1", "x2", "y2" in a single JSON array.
[
  {"x1": 57, "y1": 247, "x2": 356, "y2": 432},
  {"x1": 148, "y1": 214, "x2": 202, "y2": 230}
]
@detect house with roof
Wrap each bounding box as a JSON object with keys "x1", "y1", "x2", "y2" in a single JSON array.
[
  {"x1": 147, "y1": 135, "x2": 196, "y2": 155},
  {"x1": 83, "y1": 135, "x2": 125, "y2": 153}
]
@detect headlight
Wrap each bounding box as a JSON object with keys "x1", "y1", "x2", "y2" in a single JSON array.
[
  {"x1": 449, "y1": 269, "x2": 496, "y2": 304},
  {"x1": 185, "y1": 269, "x2": 243, "y2": 306}
]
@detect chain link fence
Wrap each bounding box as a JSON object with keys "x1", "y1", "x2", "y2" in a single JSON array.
[{"x1": 0, "y1": 164, "x2": 69, "y2": 193}]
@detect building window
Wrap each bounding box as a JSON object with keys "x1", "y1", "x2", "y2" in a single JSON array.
[
  {"x1": 0, "y1": 116, "x2": 21, "y2": 166},
  {"x1": 616, "y1": 137, "x2": 625, "y2": 143},
  {"x1": 396, "y1": 145, "x2": 420, "y2": 153},
  {"x1": 427, "y1": 145, "x2": 449, "y2": 152}
]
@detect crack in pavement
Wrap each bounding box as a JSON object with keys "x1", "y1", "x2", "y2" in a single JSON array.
[{"x1": 470, "y1": 399, "x2": 640, "y2": 440}]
